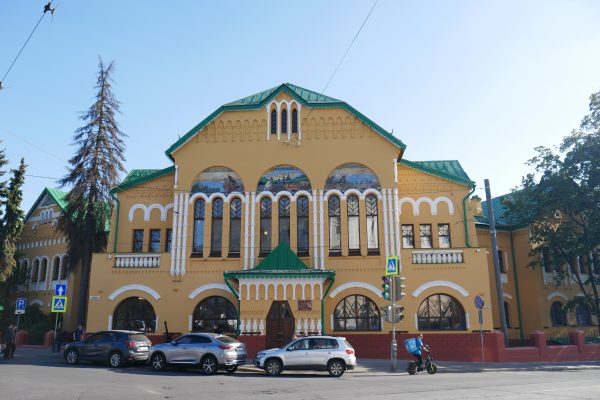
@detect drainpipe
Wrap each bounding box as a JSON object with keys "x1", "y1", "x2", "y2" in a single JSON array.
[
  {"x1": 321, "y1": 273, "x2": 336, "y2": 335},
  {"x1": 223, "y1": 275, "x2": 241, "y2": 336},
  {"x1": 509, "y1": 229, "x2": 525, "y2": 340},
  {"x1": 462, "y1": 185, "x2": 476, "y2": 247},
  {"x1": 110, "y1": 192, "x2": 120, "y2": 253}
]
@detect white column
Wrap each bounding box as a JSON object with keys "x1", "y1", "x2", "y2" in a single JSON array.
[
  {"x1": 319, "y1": 190, "x2": 325, "y2": 270},
  {"x1": 276, "y1": 102, "x2": 281, "y2": 141},
  {"x1": 387, "y1": 190, "x2": 396, "y2": 256},
  {"x1": 393, "y1": 158, "x2": 398, "y2": 183},
  {"x1": 180, "y1": 193, "x2": 190, "y2": 276},
  {"x1": 382, "y1": 189, "x2": 390, "y2": 257},
  {"x1": 393, "y1": 188, "x2": 402, "y2": 260},
  {"x1": 170, "y1": 193, "x2": 179, "y2": 276},
  {"x1": 250, "y1": 192, "x2": 256, "y2": 268},
  {"x1": 243, "y1": 192, "x2": 250, "y2": 270},
  {"x1": 298, "y1": 104, "x2": 302, "y2": 142},
  {"x1": 312, "y1": 190, "x2": 319, "y2": 269},
  {"x1": 108, "y1": 315, "x2": 113, "y2": 330},
  {"x1": 175, "y1": 193, "x2": 184, "y2": 276},
  {"x1": 265, "y1": 105, "x2": 271, "y2": 140}
]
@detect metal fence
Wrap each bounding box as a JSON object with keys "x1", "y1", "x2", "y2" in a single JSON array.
[
  {"x1": 585, "y1": 328, "x2": 600, "y2": 344},
  {"x1": 506, "y1": 331, "x2": 534, "y2": 347},
  {"x1": 546, "y1": 332, "x2": 572, "y2": 346}
]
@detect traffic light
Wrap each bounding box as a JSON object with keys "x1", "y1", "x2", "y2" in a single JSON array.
[
  {"x1": 394, "y1": 304, "x2": 405, "y2": 322},
  {"x1": 381, "y1": 276, "x2": 391, "y2": 300},
  {"x1": 393, "y1": 275, "x2": 406, "y2": 301}
]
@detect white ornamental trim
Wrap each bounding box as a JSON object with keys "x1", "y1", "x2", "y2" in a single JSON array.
[
  {"x1": 188, "y1": 284, "x2": 233, "y2": 299},
  {"x1": 411, "y1": 280, "x2": 469, "y2": 298},
  {"x1": 108, "y1": 284, "x2": 161, "y2": 301},
  {"x1": 328, "y1": 282, "x2": 382, "y2": 299}
]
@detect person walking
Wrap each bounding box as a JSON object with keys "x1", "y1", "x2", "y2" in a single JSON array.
[
  {"x1": 72, "y1": 324, "x2": 85, "y2": 342},
  {"x1": 2, "y1": 324, "x2": 12, "y2": 359},
  {"x1": 8, "y1": 324, "x2": 17, "y2": 359}
]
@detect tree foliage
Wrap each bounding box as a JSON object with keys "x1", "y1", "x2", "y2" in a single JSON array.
[
  {"x1": 59, "y1": 58, "x2": 126, "y2": 325},
  {"x1": 505, "y1": 89, "x2": 600, "y2": 327}
]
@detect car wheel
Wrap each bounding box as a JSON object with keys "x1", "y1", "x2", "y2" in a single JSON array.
[
  {"x1": 200, "y1": 355, "x2": 218, "y2": 375},
  {"x1": 327, "y1": 359, "x2": 345, "y2": 377},
  {"x1": 225, "y1": 366, "x2": 238, "y2": 374},
  {"x1": 65, "y1": 349, "x2": 79, "y2": 365},
  {"x1": 151, "y1": 353, "x2": 167, "y2": 371},
  {"x1": 265, "y1": 359, "x2": 282, "y2": 376},
  {"x1": 109, "y1": 351, "x2": 124, "y2": 368}
]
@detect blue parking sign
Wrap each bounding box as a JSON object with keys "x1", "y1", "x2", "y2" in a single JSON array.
[{"x1": 15, "y1": 297, "x2": 27, "y2": 315}]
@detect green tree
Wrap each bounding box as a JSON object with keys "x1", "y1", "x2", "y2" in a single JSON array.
[
  {"x1": 59, "y1": 58, "x2": 126, "y2": 326},
  {"x1": 505, "y1": 89, "x2": 600, "y2": 327}
]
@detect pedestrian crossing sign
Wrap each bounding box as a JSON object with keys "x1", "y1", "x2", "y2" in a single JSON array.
[
  {"x1": 51, "y1": 296, "x2": 68, "y2": 313},
  {"x1": 385, "y1": 256, "x2": 400, "y2": 276}
]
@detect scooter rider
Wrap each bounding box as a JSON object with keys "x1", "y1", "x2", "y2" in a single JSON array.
[{"x1": 412, "y1": 334, "x2": 428, "y2": 371}]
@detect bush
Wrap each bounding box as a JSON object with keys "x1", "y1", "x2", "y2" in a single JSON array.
[{"x1": 19, "y1": 304, "x2": 52, "y2": 345}]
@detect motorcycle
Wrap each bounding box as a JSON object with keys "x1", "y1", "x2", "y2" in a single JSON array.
[{"x1": 407, "y1": 345, "x2": 437, "y2": 375}]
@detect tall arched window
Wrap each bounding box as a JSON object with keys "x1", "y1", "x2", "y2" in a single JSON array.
[
  {"x1": 19, "y1": 260, "x2": 29, "y2": 285},
  {"x1": 39, "y1": 258, "x2": 47, "y2": 282},
  {"x1": 297, "y1": 196, "x2": 309, "y2": 256},
  {"x1": 229, "y1": 198, "x2": 242, "y2": 257},
  {"x1": 31, "y1": 259, "x2": 39, "y2": 282},
  {"x1": 333, "y1": 294, "x2": 381, "y2": 331},
  {"x1": 504, "y1": 301, "x2": 511, "y2": 328},
  {"x1": 59, "y1": 258, "x2": 68, "y2": 280},
  {"x1": 291, "y1": 109, "x2": 298, "y2": 133},
  {"x1": 210, "y1": 198, "x2": 224, "y2": 257},
  {"x1": 328, "y1": 196, "x2": 341, "y2": 254},
  {"x1": 550, "y1": 301, "x2": 567, "y2": 326},
  {"x1": 281, "y1": 108, "x2": 288, "y2": 134},
  {"x1": 192, "y1": 296, "x2": 238, "y2": 334},
  {"x1": 347, "y1": 195, "x2": 360, "y2": 255},
  {"x1": 52, "y1": 257, "x2": 60, "y2": 281},
  {"x1": 576, "y1": 304, "x2": 591, "y2": 326},
  {"x1": 418, "y1": 294, "x2": 466, "y2": 331},
  {"x1": 365, "y1": 195, "x2": 379, "y2": 254},
  {"x1": 260, "y1": 198, "x2": 272, "y2": 256},
  {"x1": 279, "y1": 196, "x2": 291, "y2": 245},
  {"x1": 271, "y1": 109, "x2": 277, "y2": 134},
  {"x1": 113, "y1": 297, "x2": 156, "y2": 332},
  {"x1": 192, "y1": 199, "x2": 205, "y2": 255}
]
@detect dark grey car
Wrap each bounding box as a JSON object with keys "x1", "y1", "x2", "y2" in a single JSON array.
[{"x1": 149, "y1": 333, "x2": 247, "y2": 374}]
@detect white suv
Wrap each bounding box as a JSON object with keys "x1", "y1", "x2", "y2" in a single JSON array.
[{"x1": 254, "y1": 336, "x2": 356, "y2": 377}]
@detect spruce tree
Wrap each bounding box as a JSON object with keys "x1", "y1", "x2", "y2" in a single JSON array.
[
  {"x1": 59, "y1": 58, "x2": 126, "y2": 326},
  {"x1": 0, "y1": 158, "x2": 26, "y2": 281}
]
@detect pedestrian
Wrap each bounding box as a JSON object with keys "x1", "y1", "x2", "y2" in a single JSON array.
[
  {"x1": 2, "y1": 324, "x2": 12, "y2": 359},
  {"x1": 8, "y1": 324, "x2": 17, "y2": 359},
  {"x1": 73, "y1": 324, "x2": 85, "y2": 342}
]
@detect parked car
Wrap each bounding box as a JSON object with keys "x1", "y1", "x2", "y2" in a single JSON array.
[
  {"x1": 148, "y1": 333, "x2": 247, "y2": 374},
  {"x1": 254, "y1": 336, "x2": 356, "y2": 377},
  {"x1": 64, "y1": 330, "x2": 152, "y2": 368}
]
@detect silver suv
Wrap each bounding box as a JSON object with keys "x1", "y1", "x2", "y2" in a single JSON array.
[
  {"x1": 148, "y1": 333, "x2": 246, "y2": 374},
  {"x1": 254, "y1": 336, "x2": 356, "y2": 377}
]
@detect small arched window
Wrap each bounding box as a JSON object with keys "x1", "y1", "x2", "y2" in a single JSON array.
[
  {"x1": 39, "y1": 258, "x2": 47, "y2": 282},
  {"x1": 18, "y1": 260, "x2": 29, "y2": 285},
  {"x1": 333, "y1": 294, "x2": 381, "y2": 331},
  {"x1": 210, "y1": 198, "x2": 224, "y2": 257},
  {"x1": 59, "y1": 258, "x2": 68, "y2": 280},
  {"x1": 192, "y1": 296, "x2": 238, "y2": 334},
  {"x1": 418, "y1": 294, "x2": 466, "y2": 331},
  {"x1": 550, "y1": 301, "x2": 567, "y2": 326},
  {"x1": 297, "y1": 196, "x2": 309, "y2": 256},
  {"x1": 228, "y1": 198, "x2": 242, "y2": 257},
  {"x1": 113, "y1": 297, "x2": 156, "y2": 333},
  {"x1": 271, "y1": 109, "x2": 277, "y2": 134},
  {"x1": 328, "y1": 196, "x2": 341, "y2": 254},
  {"x1": 576, "y1": 304, "x2": 591, "y2": 326},
  {"x1": 279, "y1": 196, "x2": 291, "y2": 245},
  {"x1": 365, "y1": 195, "x2": 379, "y2": 254},
  {"x1": 193, "y1": 199, "x2": 205, "y2": 255},
  {"x1": 260, "y1": 198, "x2": 272, "y2": 256},
  {"x1": 292, "y1": 109, "x2": 298, "y2": 133},
  {"x1": 347, "y1": 195, "x2": 360, "y2": 255},
  {"x1": 31, "y1": 259, "x2": 39, "y2": 282},
  {"x1": 281, "y1": 109, "x2": 288, "y2": 134},
  {"x1": 52, "y1": 257, "x2": 60, "y2": 281}
]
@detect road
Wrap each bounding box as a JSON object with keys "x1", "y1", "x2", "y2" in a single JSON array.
[{"x1": 1, "y1": 349, "x2": 599, "y2": 399}]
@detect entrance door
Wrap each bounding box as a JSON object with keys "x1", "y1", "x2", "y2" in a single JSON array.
[{"x1": 266, "y1": 301, "x2": 295, "y2": 349}]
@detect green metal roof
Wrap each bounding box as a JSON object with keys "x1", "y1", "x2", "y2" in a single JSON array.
[
  {"x1": 165, "y1": 83, "x2": 406, "y2": 160},
  {"x1": 25, "y1": 187, "x2": 68, "y2": 221},
  {"x1": 399, "y1": 159, "x2": 474, "y2": 188},
  {"x1": 475, "y1": 194, "x2": 521, "y2": 228},
  {"x1": 111, "y1": 166, "x2": 175, "y2": 193}
]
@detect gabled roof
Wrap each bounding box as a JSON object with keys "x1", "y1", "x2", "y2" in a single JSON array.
[
  {"x1": 165, "y1": 83, "x2": 406, "y2": 160},
  {"x1": 399, "y1": 159, "x2": 474, "y2": 188},
  {"x1": 111, "y1": 166, "x2": 175, "y2": 193},
  {"x1": 475, "y1": 194, "x2": 523, "y2": 229},
  {"x1": 25, "y1": 187, "x2": 68, "y2": 221}
]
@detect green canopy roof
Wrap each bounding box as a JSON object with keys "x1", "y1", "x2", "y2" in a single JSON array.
[
  {"x1": 399, "y1": 159, "x2": 474, "y2": 188},
  {"x1": 111, "y1": 166, "x2": 175, "y2": 193}
]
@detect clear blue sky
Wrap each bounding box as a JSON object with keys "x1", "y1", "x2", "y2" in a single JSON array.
[{"x1": 1, "y1": 1, "x2": 599, "y2": 212}]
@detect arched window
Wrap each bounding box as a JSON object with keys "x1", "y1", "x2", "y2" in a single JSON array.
[
  {"x1": 112, "y1": 297, "x2": 156, "y2": 333},
  {"x1": 418, "y1": 294, "x2": 466, "y2": 331},
  {"x1": 365, "y1": 195, "x2": 379, "y2": 254},
  {"x1": 297, "y1": 196, "x2": 309, "y2": 256},
  {"x1": 504, "y1": 301, "x2": 511, "y2": 328},
  {"x1": 279, "y1": 196, "x2": 291, "y2": 245},
  {"x1": 229, "y1": 198, "x2": 242, "y2": 257},
  {"x1": 260, "y1": 198, "x2": 272, "y2": 256},
  {"x1": 192, "y1": 199, "x2": 205, "y2": 255},
  {"x1": 550, "y1": 301, "x2": 567, "y2": 326},
  {"x1": 271, "y1": 109, "x2": 277, "y2": 134},
  {"x1": 59, "y1": 258, "x2": 68, "y2": 280},
  {"x1": 281, "y1": 108, "x2": 288, "y2": 134},
  {"x1": 328, "y1": 196, "x2": 341, "y2": 254},
  {"x1": 256, "y1": 165, "x2": 312, "y2": 194},
  {"x1": 333, "y1": 294, "x2": 381, "y2": 331},
  {"x1": 191, "y1": 166, "x2": 244, "y2": 195},
  {"x1": 31, "y1": 259, "x2": 39, "y2": 282},
  {"x1": 291, "y1": 109, "x2": 298, "y2": 133},
  {"x1": 210, "y1": 198, "x2": 224, "y2": 257},
  {"x1": 18, "y1": 260, "x2": 29, "y2": 285},
  {"x1": 325, "y1": 163, "x2": 381, "y2": 192},
  {"x1": 576, "y1": 304, "x2": 592, "y2": 326},
  {"x1": 52, "y1": 257, "x2": 60, "y2": 281},
  {"x1": 39, "y1": 258, "x2": 47, "y2": 282},
  {"x1": 347, "y1": 195, "x2": 360, "y2": 255},
  {"x1": 192, "y1": 296, "x2": 238, "y2": 334}
]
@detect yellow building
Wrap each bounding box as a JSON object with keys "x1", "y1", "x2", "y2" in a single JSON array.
[{"x1": 83, "y1": 83, "x2": 493, "y2": 356}]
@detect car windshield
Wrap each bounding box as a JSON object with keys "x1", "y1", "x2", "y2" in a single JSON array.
[{"x1": 216, "y1": 336, "x2": 238, "y2": 344}]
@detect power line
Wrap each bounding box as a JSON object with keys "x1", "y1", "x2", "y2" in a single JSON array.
[{"x1": 0, "y1": 126, "x2": 66, "y2": 163}]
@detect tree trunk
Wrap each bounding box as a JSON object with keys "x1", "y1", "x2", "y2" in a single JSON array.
[{"x1": 77, "y1": 254, "x2": 92, "y2": 327}]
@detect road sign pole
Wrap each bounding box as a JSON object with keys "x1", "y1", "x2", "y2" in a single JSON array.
[
  {"x1": 16, "y1": 314, "x2": 20, "y2": 332},
  {"x1": 391, "y1": 276, "x2": 396, "y2": 372},
  {"x1": 478, "y1": 309, "x2": 485, "y2": 366}
]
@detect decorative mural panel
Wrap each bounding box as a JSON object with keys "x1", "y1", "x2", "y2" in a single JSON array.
[
  {"x1": 325, "y1": 163, "x2": 380, "y2": 192},
  {"x1": 256, "y1": 165, "x2": 312, "y2": 194},
  {"x1": 191, "y1": 167, "x2": 244, "y2": 195}
]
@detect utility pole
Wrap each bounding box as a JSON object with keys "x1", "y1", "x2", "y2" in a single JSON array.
[
  {"x1": 484, "y1": 179, "x2": 509, "y2": 347},
  {"x1": 391, "y1": 277, "x2": 397, "y2": 372}
]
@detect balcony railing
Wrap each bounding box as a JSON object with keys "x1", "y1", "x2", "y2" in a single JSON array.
[
  {"x1": 412, "y1": 249, "x2": 464, "y2": 264},
  {"x1": 114, "y1": 253, "x2": 161, "y2": 268}
]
